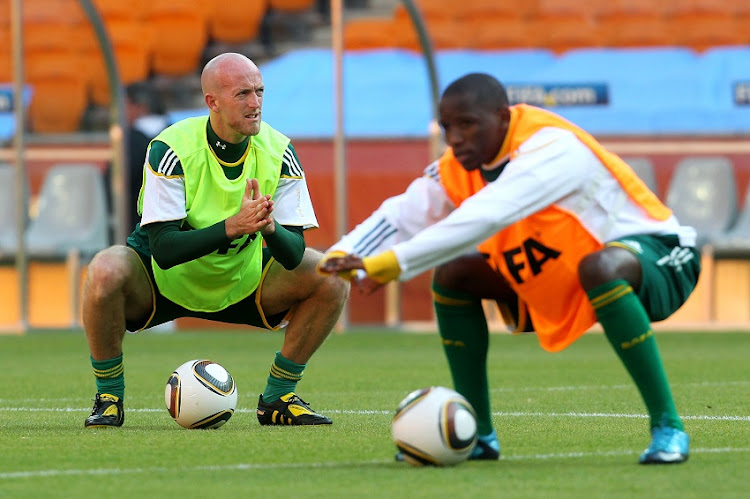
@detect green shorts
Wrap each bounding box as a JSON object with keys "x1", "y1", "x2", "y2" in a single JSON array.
[
  {"x1": 504, "y1": 234, "x2": 700, "y2": 331},
  {"x1": 607, "y1": 234, "x2": 701, "y2": 322},
  {"x1": 125, "y1": 247, "x2": 289, "y2": 332}
]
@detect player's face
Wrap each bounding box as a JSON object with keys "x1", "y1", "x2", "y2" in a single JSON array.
[
  {"x1": 439, "y1": 93, "x2": 508, "y2": 171},
  {"x1": 216, "y1": 68, "x2": 264, "y2": 140}
]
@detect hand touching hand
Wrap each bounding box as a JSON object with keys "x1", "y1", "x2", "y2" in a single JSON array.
[{"x1": 225, "y1": 178, "x2": 275, "y2": 239}]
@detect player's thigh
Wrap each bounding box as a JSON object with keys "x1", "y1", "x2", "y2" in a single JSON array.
[
  {"x1": 260, "y1": 247, "x2": 326, "y2": 316},
  {"x1": 433, "y1": 252, "x2": 517, "y2": 302},
  {"x1": 434, "y1": 252, "x2": 533, "y2": 332},
  {"x1": 612, "y1": 234, "x2": 701, "y2": 321}
]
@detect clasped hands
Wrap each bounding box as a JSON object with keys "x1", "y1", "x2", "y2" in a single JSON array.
[{"x1": 226, "y1": 178, "x2": 276, "y2": 239}]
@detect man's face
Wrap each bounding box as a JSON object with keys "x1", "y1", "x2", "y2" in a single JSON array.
[
  {"x1": 438, "y1": 93, "x2": 508, "y2": 171},
  {"x1": 214, "y1": 68, "x2": 264, "y2": 139}
]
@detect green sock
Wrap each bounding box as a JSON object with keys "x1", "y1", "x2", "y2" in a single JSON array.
[
  {"x1": 587, "y1": 279, "x2": 682, "y2": 430},
  {"x1": 433, "y1": 282, "x2": 494, "y2": 436},
  {"x1": 262, "y1": 351, "x2": 304, "y2": 402},
  {"x1": 91, "y1": 354, "x2": 125, "y2": 400}
]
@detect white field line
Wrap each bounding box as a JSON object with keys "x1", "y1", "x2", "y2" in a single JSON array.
[
  {"x1": 0, "y1": 406, "x2": 748, "y2": 422},
  {"x1": 1, "y1": 447, "x2": 749, "y2": 480},
  {"x1": 1, "y1": 379, "x2": 748, "y2": 405}
]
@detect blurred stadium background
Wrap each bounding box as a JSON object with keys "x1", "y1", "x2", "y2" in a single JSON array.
[{"x1": 1, "y1": 0, "x2": 750, "y2": 332}]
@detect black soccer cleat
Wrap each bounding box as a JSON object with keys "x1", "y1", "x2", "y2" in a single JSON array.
[
  {"x1": 256, "y1": 392, "x2": 332, "y2": 426},
  {"x1": 84, "y1": 393, "x2": 124, "y2": 428}
]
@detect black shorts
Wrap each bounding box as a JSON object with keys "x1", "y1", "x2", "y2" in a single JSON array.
[{"x1": 125, "y1": 246, "x2": 289, "y2": 332}]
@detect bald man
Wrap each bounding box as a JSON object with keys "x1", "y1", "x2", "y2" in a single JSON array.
[{"x1": 82, "y1": 53, "x2": 349, "y2": 429}]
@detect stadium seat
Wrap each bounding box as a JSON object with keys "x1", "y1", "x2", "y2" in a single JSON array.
[
  {"x1": 0, "y1": 27, "x2": 10, "y2": 82},
  {"x1": 85, "y1": 20, "x2": 153, "y2": 105},
  {"x1": 91, "y1": 0, "x2": 138, "y2": 23},
  {"x1": 208, "y1": 0, "x2": 268, "y2": 44},
  {"x1": 670, "y1": 16, "x2": 746, "y2": 52},
  {"x1": 712, "y1": 180, "x2": 750, "y2": 259},
  {"x1": 538, "y1": 17, "x2": 604, "y2": 53},
  {"x1": 470, "y1": 18, "x2": 537, "y2": 51},
  {"x1": 623, "y1": 157, "x2": 658, "y2": 195},
  {"x1": 393, "y1": 17, "x2": 473, "y2": 52},
  {"x1": 461, "y1": 0, "x2": 536, "y2": 22},
  {"x1": 25, "y1": 164, "x2": 110, "y2": 258},
  {"x1": 600, "y1": 17, "x2": 676, "y2": 48},
  {"x1": 534, "y1": 0, "x2": 601, "y2": 22},
  {"x1": 596, "y1": 0, "x2": 675, "y2": 48},
  {"x1": 0, "y1": 162, "x2": 29, "y2": 259},
  {"x1": 343, "y1": 18, "x2": 398, "y2": 51},
  {"x1": 665, "y1": 156, "x2": 738, "y2": 249},
  {"x1": 150, "y1": 0, "x2": 208, "y2": 77},
  {"x1": 596, "y1": 0, "x2": 670, "y2": 23},
  {"x1": 26, "y1": 50, "x2": 89, "y2": 133}
]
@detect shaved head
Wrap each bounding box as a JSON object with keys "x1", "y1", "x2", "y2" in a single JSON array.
[
  {"x1": 201, "y1": 53, "x2": 264, "y2": 142},
  {"x1": 201, "y1": 53, "x2": 259, "y2": 96}
]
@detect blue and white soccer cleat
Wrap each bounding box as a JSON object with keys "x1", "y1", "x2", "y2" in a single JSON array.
[{"x1": 639, "y1": 426, "x2": 689, "y2": 464}]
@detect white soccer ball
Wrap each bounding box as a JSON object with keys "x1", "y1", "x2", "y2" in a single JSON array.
[
  {"x1": 165, "y1": 359, "x2": 238, "y2": 429},
  {"x1": 392, "y1": 386, "x2": 477, "y2": 466}
]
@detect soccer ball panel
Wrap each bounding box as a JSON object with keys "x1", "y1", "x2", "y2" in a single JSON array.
[
  {"x1": 392, "y1": 386, "x2": 477, "y2": 466},
  {"x1": 164, "y1": 359, "x2": 237, "y2": 429}
]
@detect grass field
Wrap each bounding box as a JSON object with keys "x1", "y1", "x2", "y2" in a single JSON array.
[{"x1": 0, "y1": 328, "x2": 748, "y2": 498}]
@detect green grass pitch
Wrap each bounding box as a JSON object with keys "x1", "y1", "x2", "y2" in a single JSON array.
[{"x1": 0, "y1": 329, "x2": 748, "y2": 498}]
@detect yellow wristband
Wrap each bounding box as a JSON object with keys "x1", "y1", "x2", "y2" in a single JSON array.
[
  {"x1": 362, "y1": 250, "x2": 401, "y2": 284},
  {"x1": 316, "y1": 250, "x2": 357, "y2": 281}
]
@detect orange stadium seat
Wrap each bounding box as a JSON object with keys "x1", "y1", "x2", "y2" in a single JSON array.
[
  {"x1": 470, "y1": 17, "x2": 536, "y2": 50},
  {"x1": 596, "y1": 0, "x2": 674, "y2": 49},
  {"x1": 150, "y1": 0, "x2": 208, "y2": 77},
  {"x1": 209, "y1": 0, "x2": 268, "y2": 44},
  {"x1": 461, "y1": 0, "x2": 537, "y2": 22},
  {"x1": 596, "y1": 0, "x2": 669, "y2": 25},
  {"x1": 91, "y1": 0, "x2": 137, "y2": 23},
  {"x1": 268, "y1": 0, "x2": 314, "y2": 13},
  {"x1": 600, "y1": 16, "x2": 676, "y2": 48},
  {"x1": 0, "y1": 0, "x2": 8, "y2": 27},
  {"x1": 671, "y1": 16, "x2": 746, "y2": 52},
  {"x1": 393, "y1": 17, "x2": 474, "y2": 52},
  {"x1": 26, "y1": 51, "x2": 88, "y2": 133},
  {"x1": 540, "y1": 17, "x2": 604, "y2": 53},
  {"x1": 0, "y1": 27, "x2": 10, "y2": 82},
  {"x1": 669, "y1": 0, "x2": 738, "y2": 20},
  {"x1": 343, "y1": 18, "x2": 398, "y2": 51},
  {"x1": 668, "y1": 0, "x2": 747, "y2": 51},
  {"x1": 534, "y1": 0, "x2": 602, "y2": 22},
  {"x1": 84, "y1": 20, "x2": 152, "y2": 105}
]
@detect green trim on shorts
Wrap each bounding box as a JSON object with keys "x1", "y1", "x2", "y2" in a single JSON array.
[
  {"x1": 606, "y1": 234, "x2": 701, "y2": 322},
  {"x1": 125, "y1": 246, "x2": 289, "y2": 332}
]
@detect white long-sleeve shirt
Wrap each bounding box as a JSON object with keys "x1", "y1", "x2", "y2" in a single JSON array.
[{"x1": 330, "y1": 127, "x2": 696, "y2": 281}]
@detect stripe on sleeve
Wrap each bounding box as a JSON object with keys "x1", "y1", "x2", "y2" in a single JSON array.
[{"x1": 354, "y1": 218, "x2": 398, "y2": 256}]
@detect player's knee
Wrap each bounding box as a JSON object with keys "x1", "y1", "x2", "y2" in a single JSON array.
[
  {"x1": 433, "y1": 259, "x2": 466, "y2": 290},
  {"x1": 304, "y1": 249, "x2": 350, "y2": 303},
  {"x1": 85, "y1": 248, "x2": 132, "y2": 300},
  {"x1": 578, "y1": 248, "x2": 641, "y2": 291}
]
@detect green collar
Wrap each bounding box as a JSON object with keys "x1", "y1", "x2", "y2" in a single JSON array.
[{"x1": 206, "y1": 120, "x2": 250, "y2": 164}]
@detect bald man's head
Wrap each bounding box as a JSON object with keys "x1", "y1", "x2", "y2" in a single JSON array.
[
  {"x1": 201, "y1": 53, "x2": 260, "y2": 96},
  {"x1": 201, "y1": 53, "x2": 265, "y2": 142}
]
